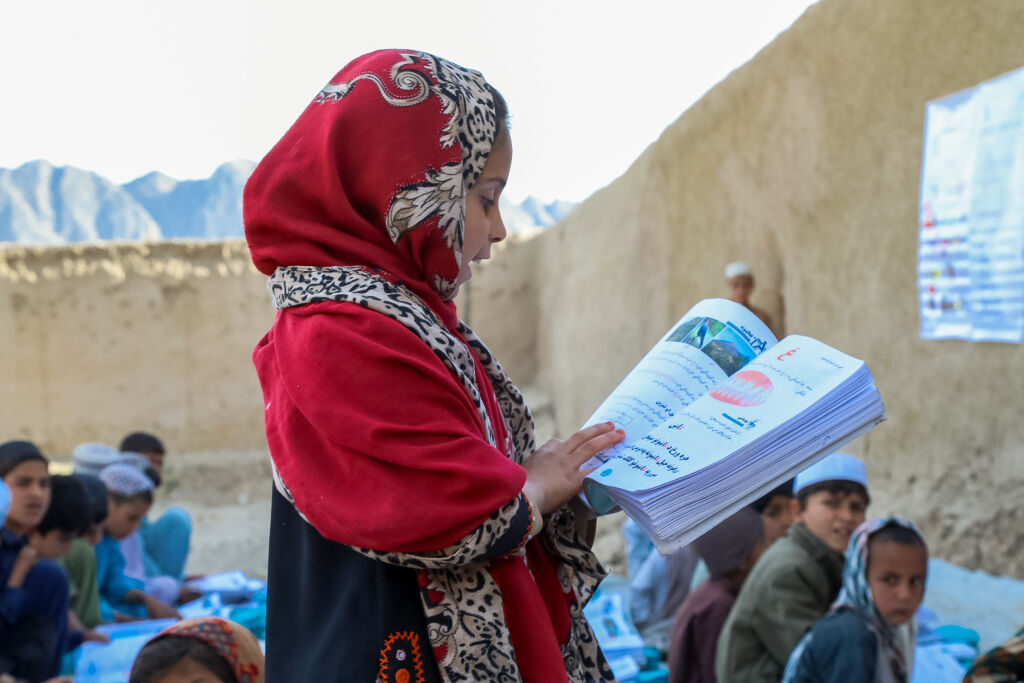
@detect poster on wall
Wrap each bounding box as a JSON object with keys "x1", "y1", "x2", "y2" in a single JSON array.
[{"x1": 918, "y1": 64, "x2": 1024, "y2": 343}]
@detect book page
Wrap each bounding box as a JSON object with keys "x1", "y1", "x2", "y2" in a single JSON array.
[
  {"x1": 585, "y1": 336, "x2": 864, "y2": 494},
  {"x1": 581, "y1": 299, "x2": 776, "y2": 468}
]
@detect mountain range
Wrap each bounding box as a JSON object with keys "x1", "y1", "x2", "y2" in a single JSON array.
[{"x1": 0, "y1": 160, "x2": 574, "y2": 245}]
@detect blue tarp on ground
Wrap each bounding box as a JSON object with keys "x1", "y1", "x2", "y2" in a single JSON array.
[{"x1": 922, "y1": 558, "x2": 1024, "y2": 652}]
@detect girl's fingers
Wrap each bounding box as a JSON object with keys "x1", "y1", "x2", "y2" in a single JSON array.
[
  {"x1": 563, "y1": 422, "x2": 617, "y2": 453},
  {"x1": 570, "y1": 429, "x2": 625, "y2": 467}
]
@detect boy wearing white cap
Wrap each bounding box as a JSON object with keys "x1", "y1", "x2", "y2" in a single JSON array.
[
  {"x1": 715, "y1": 453, "x2": 870, "y2": 683},
  {"x1": 725, "y1": 261, "x2": 774, "y2": 333}
]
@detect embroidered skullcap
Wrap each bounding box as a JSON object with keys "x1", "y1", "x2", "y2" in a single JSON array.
[
  {"x1": 72, "y1": 442, "x2": 122, "y2": 477},
  {"x1": 100, "y1": 462, "x2": 155, "y2": 496},
  {"x1": 0, "y1": 440, "x2": 48, "y2": 478},
  {"x1": 693, "y1": 507, "x2": 764, "y2": 578},
  {"x1": 724, "y1": 262, "x2": 753, "y2": 279},
  {"x1": 0, "y1": 479, "x2": 9, "y2": 526},
  {"x1": 120, "y1": 432, "x2": 165, "y2": 455},
  {"x1": 137, "y1": 617, "x2": 265, "y2": 683},
  {"x1": 119, "y1": 451, "x2": 161, "y2": 488},
  {"x1": 795, "y1": 452, "x2": 868, "y2": 494}
]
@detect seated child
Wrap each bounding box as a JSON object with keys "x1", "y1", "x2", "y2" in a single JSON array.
[
  {"x1": 631, "y1": 542, "x2": 700, "y2": 652},
  {"x1": 108, "y1": 451, "x2": 188, "y2": 607},
  {"x1": 119, "y1": 432, "x2": 192, "y2": 583},
  {"x1": 749, "y1": 479, "x2": 795, "y2": 546},
  {"x1": 684, "y1": 480, "x2": 796, "y2": 596},
  {"x1": 715, "y1": 453, "x2": 870, "y2": 683},
  {"x1": 96, "y1": 463, "x2": 179, "y2": 622},
  {"x1": 0, "y1": 441, "x2": 76, "y2": 681},
  {"x1": 29, "y1": 475, "x2": 111, "y2": 651},
  {"x1": 781, "y1": 518, "x2": 928, "y2": 683},
  {"x1": 59, "y1": 474, "x2": 108, "y2": 630},
  {"x1": 29, "y1": 475, "x2": 88, "y2": 563},
  {"x1": 669, "y1": 507, "x2": 765, "y2": 683},
  {"x1": 130, "y1": 617, "x2": 264, "y2": 683}
]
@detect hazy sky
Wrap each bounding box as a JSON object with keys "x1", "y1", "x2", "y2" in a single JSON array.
[{"x1": 0, "y1": 0, "x2": 816, "y2": 202}]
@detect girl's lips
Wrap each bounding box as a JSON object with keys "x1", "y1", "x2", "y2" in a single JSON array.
[{"x1": 886, "y1": 608, "x2": 914, "y2": 623}]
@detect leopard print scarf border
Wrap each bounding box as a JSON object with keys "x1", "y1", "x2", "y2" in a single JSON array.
[{"x1": 266, "y1": 264, "x2": 612, "y2": 682}]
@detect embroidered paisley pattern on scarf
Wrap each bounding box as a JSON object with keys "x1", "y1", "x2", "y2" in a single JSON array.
[
  {"x1": 313, "y1": 51, "x2": 497, "y2": 300},
  {"x1": 267, "y1": 264, "x2": 612, "y2": 682}
]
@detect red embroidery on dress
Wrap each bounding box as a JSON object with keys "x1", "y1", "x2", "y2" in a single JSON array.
[
  {"x1": 503, "y1": 493, "x2": 534, "y2": 557},
  {"x1": 378, "y1": 631, "x2": 426, "y2": 683}
]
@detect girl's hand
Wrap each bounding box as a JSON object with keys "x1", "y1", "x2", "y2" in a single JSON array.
[{"x1": 522, "y1": 422, "x2": 624, "y2": 516}]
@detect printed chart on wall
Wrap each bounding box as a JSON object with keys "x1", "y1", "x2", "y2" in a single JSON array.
[{"x1": 918, "y1": 64, "x2": 1024, "y2": 342}]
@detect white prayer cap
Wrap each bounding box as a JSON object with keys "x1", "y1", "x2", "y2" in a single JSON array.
[
  {"x1": 724, "y1": 262, "x2": 753, "y2": 279},
  {"x1": 100, "y1": 462, "x2": 155, "y2": 496},
  {"x1": 795, "y1": 452, "x2": 869, "y2": 494},
  {"x1": 72, "y1": 442, "x2": 122, "y2": 477}
]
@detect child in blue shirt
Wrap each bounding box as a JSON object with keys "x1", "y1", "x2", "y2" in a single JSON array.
[
  {"x1": 119, "y1": 432, "x2": 192, "y2": 583},
  {"x1": 96, "y1": 463, "x2": 179, "y2": 622}
]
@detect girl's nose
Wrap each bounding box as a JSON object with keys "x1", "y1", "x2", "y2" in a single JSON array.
[{"x1": 491, "y1": 214, "x2": 507, "y2": 244}]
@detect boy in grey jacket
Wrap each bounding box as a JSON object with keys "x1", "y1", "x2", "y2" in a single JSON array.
[{"x1": 714, "y1": 453, "x2": 870, "y2": 683}]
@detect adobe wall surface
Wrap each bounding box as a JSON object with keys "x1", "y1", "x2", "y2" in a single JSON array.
[
  {"x1": 470, "y1": 0, "x2": 1024, "y2": 576},
  {"x1": 0, "y1": 241, "x2": 274, "y2": 455}
]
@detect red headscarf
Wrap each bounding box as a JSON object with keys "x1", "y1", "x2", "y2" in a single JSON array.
[
  {"x1": 245, "y1": 49, "x2": 500, "y2": 315},
  {"x1": 244, "y1": 49, "x2": 526, "y2": 552}
]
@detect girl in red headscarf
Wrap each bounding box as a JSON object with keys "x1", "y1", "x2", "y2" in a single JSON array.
[{"x1": 244, "y1": 50, "x2": 624, "y2": 681}]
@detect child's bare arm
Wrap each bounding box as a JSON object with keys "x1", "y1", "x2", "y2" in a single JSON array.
[
  {"x1": 123, "y1": 589, "x2": 180, "y2": 620},
  {"x1": 7, "y1": 546, "x2": 38, "y2": 587}
]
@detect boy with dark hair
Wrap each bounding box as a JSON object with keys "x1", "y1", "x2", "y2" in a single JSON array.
[
  {"x1": 60, "y1": 473, "x2": 109, "y2": 630},
  {"x1": 27, "y1": 475, "x2": 110, "y2": 649},
  {"x1": 28, "y1": 475, "x2": 89, "y2": 561},
  {"x1": 119, "y1": 432, "x2": 166, "y2": 479},
  {"x1": 748, "y1": 478, "x2": 795, "y2": 546},
  {"x1": 715, "y1": 453, "x2": 870, "y2": 683}
]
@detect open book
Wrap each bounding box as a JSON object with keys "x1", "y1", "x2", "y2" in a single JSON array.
[{"x1": 581, "y1": 299, "x2": 885, "y2": 554}]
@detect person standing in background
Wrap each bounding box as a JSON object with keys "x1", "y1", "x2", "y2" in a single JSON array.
[{"x1": 725, "y1": 262, "x2": 775, "y2": 334}]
